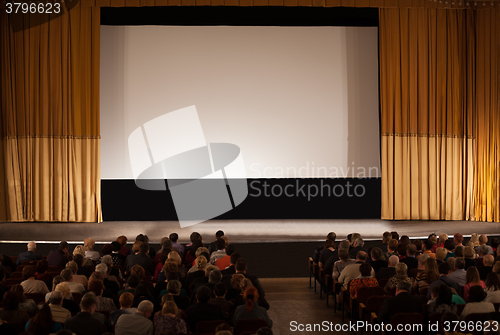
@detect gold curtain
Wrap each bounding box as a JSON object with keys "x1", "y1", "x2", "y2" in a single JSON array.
[
  {"x1": 379, "y1": 7, "x2": 500, "y2": 221},
  {"x1": 0, "y1": 5, "x2": 101, "y2": 222}
]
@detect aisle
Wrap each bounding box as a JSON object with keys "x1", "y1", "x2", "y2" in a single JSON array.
[{"x1": 260, "y1": 278, "x2": 349, "y2": 335}]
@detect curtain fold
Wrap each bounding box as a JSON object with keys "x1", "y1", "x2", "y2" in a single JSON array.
[
  {"x1": 0, "y1": 5, "x2": 101, "y2": 222},
  {"x1": 379, "y1": 6, "x2": 500, "y2": 221}
]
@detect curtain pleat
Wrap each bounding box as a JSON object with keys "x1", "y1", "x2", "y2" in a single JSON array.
[
  {"x1": 0, "y1": 5, "x2": 101, "y2": 222},
  {"x1": 379, "y1": 6, "x2": 499, "y2": 222}
]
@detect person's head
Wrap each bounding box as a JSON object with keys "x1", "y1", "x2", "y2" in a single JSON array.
[
  {"x1": 478, "y1": 245, "x2": 489, "y2": 256},
  {"x1": 438, "y1": 233, "x2": 448, "y2": 244},
  {"x1": 425, "y1": 258, "x2": 440, "y2": 283},
  {"x1": 214, "y1": 282, "x2": 227, "y2": 297},
  {"x1": 453, "y1": 233, "x2": 463, "y2": 245},
  {"x1": 65, "y1": 261, "x2": 78, "y2": 275},
  {"x1": 161, "y1": 300, "x2": 178, "y2": 316},
  {"x1": 22, "y1": 265, "x2": 36, "y2": 280},
  {"x1": 215, "y1": 323, "x2": 233, "y2": 334},
  {"x1": 391, "y1": 231, "x2": 400, "y2": 241},
  {"x1": 84, "y1": 237, "x2": 95, "y2": 251},
  {"x1": 196, "y1": 285, "x2": 212, "y2": 303},
  {"x1": 209, "y1": 269, "x2": 222, "y2": 285},
  {"x1": 33, "y1": 260, "x2": 47, "y2": 276},
  {"x1": 235, "y1": 258, "x2": 248, "y2": 272},
  {"x1": 485, "y1": 272, "x2": 500, "y2": 291},
  {"x1": 400, "y1": 235, "x2": 410, "y2": 245},
  {"x1": 195, "y1": 256, "x2": 208, "y2": 271},
  {"x1": 167, "y1": 280, "x2": 182, "y2": 295},
  {"x1": 395, "y1": 263, "x2": 408, "y2": 278},
  {"x1": 418, "y1": 253, "x2": 429, "y2": 267},
  {"x1": 466, "y1": 266, "x2": 481, "y2": 284},
  {"x1": 338, "y1": 249, "x2": 350, "y2": 262},
  {"x1": 169, "y1": 233, "x2": 179, "y2": 243},
  {"x1": 80, "y1": 292, "x2": 98, "y2": 313},
  {"x1": 454, "y1": 246, "x2": 464, "y2": 258},
  {"x1": 356, "y1": 251, "x2": 367, "y2": 262},
  {"x1": 388, "y1": 255, "x2": 399, "y2": 267},
  {"x1": 359, "y1": 263, "x2": 372, "y2": 277},
  {"x1": 101, "y1": 255, "x2": 113, "y2": 269},
  {"x1": 127, "y1": 274, "x2": 140, "y2": 289},
  {"x1": 454, "y1": 257, "x2": 465, "y2": 270},
  {"x1": 11, "y1": 284, "x2": 27, "y2": 302},
  {"x1": 72, "y1": 254, "x2": 84, "y2": 268},
  {"x1": 414, "y1": 239, "x2": 423, "y2": 251},
  {"x1": 243, "y1": 287, "x2": 259, "y2": 311},
  {"x1": 101, "y1": 244, "x2": 113, "y2": 255},
  {"x1": 60, "y1": 268, "x2": 73, "y2": 282},
  {"x1": 3, "y1": 291, "x2": 19, "y2": 310},
  {"x1": 137, "y1": 300, "x2": 154, "y2": 318},
  {"x1": 119, "y1": 292, "x2": 134, "y2": 309},
  {"x1": 323, "y1": 239, "x2": 335, "y2": 250},
  {"x1": 406, "y1": 244, "x2": 417, "y2": 256},
  {"x1": 438, "y1": 262, "x2": 451, "y2": 276},
  {"x1": 229, "y1": 253, "x2": 241, "y2": 266},
  {"x1": 350, "y1": 233, "x2": 361, "y2": 245},
  {"x1": 483, "y1": 254, "x2": 494, "y2": 267},
  {"x1": 428, "y1": 233, "x2": 438, "y2": 244},
  {"x1": 55, "y1": 282, "x2": 70, "y2": 300},
  {"x1": 470, "y1": 233, "x2": 480, "y2": 246},
  {"x1": 370, "y1": 247, "x2": 382, "y2": 261},
  {"x1": 52, "y1": 275, "x2": 65, "y2": 291},
  {"x1": 196, "y1": 247, "x2": 210, "y2": 258},
  {"x1": 225, "y1": 244, "x2": 235, "y2": 256},
  {"x1": 396, "y1": 244, "x2": 407, "y2": 258},
  {"x1": 436, "y1": 248, "x2": 447, "y2": 262},
  {"x1": 134, "y1": 284, "x2": 151, "y2": 299},
  {"x1": 479, "y1": 234, "x2": 488, "y2": 245},
  {"x1": 130, "y1": 265, "x2": 145, "y2": 279},
  {"x1": 423, "y1": 239, "x2": 434, "y2": 251},
  {"x1": 338, "y1": 240, "x2": 350, "y2": 251},
  {"x1": 436, "y1": 285, "x2": 453, "y2": 305},
  {"x1": 163, "y1": 261, "x2": 179, "y2": 278},
  {"x1": 494, "y1": 261, "x2": 500, "y2": 274},
  {"x1": 139, "y1": 242, "x2": 149, "y2": 255},
  {"x1": 468, "y1": 285, "x2": 487, "y2": 302},
  {"x1": 117, "y1": 235, "x2": 128, "y2": 246},
  {"x1": 111, "y1": 241, "x2": 122, "y2": 252},
  {"x1": 396, "y1": 280, "x2": 412, "y2": 294},
  {"x1": 27, "y1": 241, "x2": 36, "y2": 251},
  {"x1": 59, "y1": 241, "x2": 69, "y2": 251},
  {"x1": 88, "y1": 279, "x2": 104, "y2": 296},
  {"x1": 49, "y1": 290, "x2": 63, "y2": 305},
  {"x1": 190, "y1": 232, "x2": 202, "y2": 243},
  {"x1": 388, "y1": 239, "x2": 398, "y2": 252},
  {"x1": 230, "y1": 274, "x2": 246, "y2": 290},
  {"x1": 443, "y1": 240, "x2": 455, "y2": 252},
  {"x1": 167, "y1": 251, "x2": 182, "y2": 266},
  {"x1": 382, "y1": 231, "x2": 392, "y2": 243},
  {"x1": 355, "y1": 238, "x2": 364, "y2": 248},
  {"x1": 446, "y1": 257, "x2": 456, "y2": 271},
  {"x1": 463, "y1": 246, "x2": 475, "y2": 259},
  {"x1": 73, "y1": 245, "x2": 86, "y2": 257},
  {"x1": 132, "y1": 241, "x2": 142, "y2": 254},
  {"x1": 491, "y1": 238, "x2": 500, "y2": 250},
  {"x1": 327, "y1": 232, "x2": 337, "y2": 242}
]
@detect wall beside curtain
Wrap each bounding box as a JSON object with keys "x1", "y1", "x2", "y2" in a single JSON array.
[
  {"x1": 0, "y1": 4, "x2": 101, "y2": 222},
  {"x1": 379, "y1": 6, "x2": 500, "y2": 221}
]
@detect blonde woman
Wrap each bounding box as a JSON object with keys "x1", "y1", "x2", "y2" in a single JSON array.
[
  {"x1": 84, "y1": 238, "x2": 100, "y2": 261},
  {"x1": 73, "y1": 245, "x2": 92, "y2": 267},
  {"x1": 185, "y1": 256, "x2": 207, "y2": 286},
  {"x1": 385, "y1": 263, "x2": 412, "y2": 293}
]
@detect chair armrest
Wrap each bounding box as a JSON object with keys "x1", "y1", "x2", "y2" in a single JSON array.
[
  {"x1": 370, "y1": 312, "x2": 378, "y2": 324},
  {"x1": 359, "y1": 302, "x2": 366, "y2": 320}
]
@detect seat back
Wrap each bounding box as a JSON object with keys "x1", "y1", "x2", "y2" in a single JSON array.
[
  {"x1": 21, "y1": 260, "x2": 38, "y2": 266},
  {"x1": 10, "y1": 272, "x2": 23, "y2": 279},
  {"x1": 391, "y1": 313, "x2": 424, "y2": 335},
  {"x1": 48, "y1": 266, "x2": 64, "y2": 273},
  {"x1": 378, "y1": 278, "x2": 389, "y2": 288},
  {"x1": 234, "y1": 319, "x2": 268, "y2": 335},
  {"x1": 357, "y1": 286, "x2": 385, "y2": 306},
  {"x1": 72, "y1": 292, "x2": 82, "y2": 306},
  {"x1": 464, "y1": 313, "x2": 493, "y2": 335},
  {"x1": 365, "y1": 295, "x2": 388, "y2": 314},
  {"x1": 195, "y1": 320, "x2": 229, "y2": 335},
  {"x1": 5, "y1": 277, "x2": 23, "y2": 287}
]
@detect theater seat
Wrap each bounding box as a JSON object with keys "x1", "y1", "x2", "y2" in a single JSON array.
[
  {"x1": 195, "y1": 320, "x2": 229, "y2": 335},
  {"x1": 234, "y1": 319, "x2": 268, "y2": 335}
]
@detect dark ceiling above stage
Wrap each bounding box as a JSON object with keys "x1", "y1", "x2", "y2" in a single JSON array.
[{"x1": 100, "y1": 6, "x2": 379, "y2": 27}]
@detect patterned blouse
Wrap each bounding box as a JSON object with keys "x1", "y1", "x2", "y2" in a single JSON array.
[
  {"x1": 385, "y1": 276, "x2": 413, "y2": 292},
  {"x1": 349, "y1": 277, "x2": 379, "y2": 299},
  {"x1": 333, "y1": 259, "x2": 356, "y2": 279},
  {"x1": 154, "y1": 314, "x2": 188, "y2": 335},
  {"x1": 96, "y1": 296, "x2": 117, "y2": 313}
]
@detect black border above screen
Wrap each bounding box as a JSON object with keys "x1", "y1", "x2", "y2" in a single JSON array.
[{"x1": 100, "y1": 6, "x2": 379, "y2": 27}]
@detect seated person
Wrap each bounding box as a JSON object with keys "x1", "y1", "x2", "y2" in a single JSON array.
[
  {"x1": 20, "y1": 265, "x2": 50, "y2": 294},
  {"x1": 233, "y1": 287, "x2": 273, "y2": 328},
  {"x1": 349, "y1": 263, "x2": 378, "y2": 299}
]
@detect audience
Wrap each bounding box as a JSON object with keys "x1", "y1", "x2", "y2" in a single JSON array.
[
  {"x1": 60, "y1": 268, "x2": 85, "y2": 295},
  {"x1": 20, "y1": 265, "x2": 50, "y2": 294},
  {"x1": 64, "y1": 292, "x2": 106, "y2": 335},
  {"x1": 349, "y1": 263, "x2": 378, "y2": 299},
  {"x1": 384, "y1": 262, "x2": 412, "y2": 293},
  {"x1": 233, "y1": 287, "x2": 273, "y2": 328},
  {"x1": 11, "y1": 284, "x2": 37, "y2": 314},
  {"x1": 109, "y1": 292, "x2": 137, "y2": 326},
  {"x1": 26, "y1": 302, "x2": 63, "y2": 334},
  {"x1": 463, "y1": 266, "x2": 485, "y2": 302},
  {"x1": 378, "y1": 281, "x2": 422, "y2": 324},
  {"x1": 460, "y1": 285, "x2": 495, "y2": 320},
  {"x1": 186, "y1": 286, "x2": 226, "y2": 333},
  {"x1": 448, "y1": 257, "x2": 466, "y2": 286},
  {"x1": 115, "y1": 300, "x2": 154, "y2": 335},
  {"x1": 47, "y1": 242, "x2": 70, "y2": 267},
  {"x1": 484, "y1": 272, "x2": 500, "y2": 303},
  {"x1": 332, "y1": 249, "x2": 355, "y2": 280},
  {"x1": 153, "y1": 300, "x2": 188, "y2": 335},
  {"x1": 16, "y1": 241, "x2": 42, "y2": 265},
  {"x1": 339, "y1": 251, "x2": 375, "y2": 288},
  {"x1": 48, "y1": 290, "x2": 72, "y2": 324},
  {"x1": 84, "y1": 238, "x2": 101, "y2": 261}
]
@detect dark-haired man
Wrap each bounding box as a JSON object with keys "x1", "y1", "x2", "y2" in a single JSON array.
[
  {"x1": 47, "y1": 241, "x2": 69, "y2": 267},
  {"x1": 115, "y1": 300, "x2": 154, "y2": 335},
  {"x1": 427, "y1": 262, "x2": 460, "y2": 300},
  {"x1": 401, "y1": 244, "x2": 419, "y2": 273},
  {"x1": 208, "y1": 282, "x2": 233, "y2": 318},
  {"x1": 64, "y1": 292, "x2": 106, "y2": 335},
  {"x1": 378, "y1": 281, "x2": 422, "y2": 324},
  {"x1": 369, "y1": 247, "x2": 388, "y2": 273},
  {"x1": 208, "y1": 230, "x2": 225, "y2": 254},
  {"x1": 186, "y1": 286, "x2": 226, "y2": 333},
  {"x1": 169, "y1": 233, "x2": 184, "y2": 255},
  {"x1": 221, "y1": 252, "x2": 240, "y2": 277},
  {"x1": 125, "y1": 242, "x2": 154, "y2": 275}
]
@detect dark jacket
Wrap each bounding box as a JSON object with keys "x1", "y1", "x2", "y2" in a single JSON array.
[
  {"x1": 125, "y1": 253, "x2": 154, "y2": 275},
  {"x1": 401, "y1": 256, "x2": 419, "y2": 273},
  {"x1": 186, "y1": 302, "x2": 226, "y2": 332},
  {"x1": 64, "y1": 311, "x2": 106, "y2": 335},
  {"x1": 47, "y1": 249, "x2": 69, "y2": 267},
  {"x1": 16, "y1": 251, "x2": 42, "y2": 265},
  {"x1": 378, "y1": 292, "x2": 423, "y2": 324}
]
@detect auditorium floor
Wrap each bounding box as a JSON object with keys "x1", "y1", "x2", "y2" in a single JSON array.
[{"x1": 261, "y1": 277, "x2": 347, "y2": 335}]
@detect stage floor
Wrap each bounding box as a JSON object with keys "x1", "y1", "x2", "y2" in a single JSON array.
[{"x1": 1, "y1": 219, "x2": 499, "y2": 244}]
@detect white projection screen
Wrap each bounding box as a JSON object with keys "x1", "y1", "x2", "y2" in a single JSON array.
[{"x1": 100, "y1": 25, "x2": 380, "y2": 179}]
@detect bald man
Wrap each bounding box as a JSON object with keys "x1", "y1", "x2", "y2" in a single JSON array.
[{"x1": 16, "y1": 241, "x2": 42, "y2": 265}]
